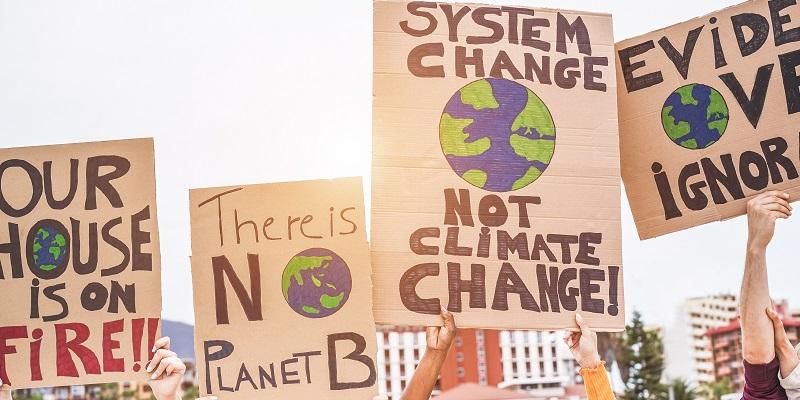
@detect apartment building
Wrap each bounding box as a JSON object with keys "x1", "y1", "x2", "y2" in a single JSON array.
[
  {"x1": 664, "y1": 294, "x2": 739, "y2": 384},
  {"x1": 708, "y1": 303, "x2": 799, "y2": 392},
  {"x1": 375, "y1": 327, "x2": 582, "y2": 400}
]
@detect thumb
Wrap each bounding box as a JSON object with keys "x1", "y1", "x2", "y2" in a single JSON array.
[
  {"x1": 575, "y1": 313, "x2": 591, "y2": 335},
  {"x1": 441, "y1": 306, "x2": 456, "y2": 332},
  {"x1": 766, "y1": 307, "x2": 783, "y2": 327}
]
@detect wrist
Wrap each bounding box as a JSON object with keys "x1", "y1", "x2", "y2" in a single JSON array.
[
  {"x1": 578, "y1": 355, "x2": 603, "y2": 370},
  {"x1": 778, "y1": 340, "x2": 796, "y2": 357},
  {"x1": 746, "y1": 241, "x2": 767, "y2": 256},
  {"x1": 425, "y1": 347, "x2": 449, "y2": 360}
]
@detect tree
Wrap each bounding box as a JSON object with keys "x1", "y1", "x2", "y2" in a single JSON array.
[
  {"x1": 670, "y1": 378, "x2": 698, "y2": 400},
  {"x1": 183, "y1": 385, "x2": 200, "y2": 399},
  {"x1": 698, "y1": 378, "x2": 733, "y2": 400},
  {"x1": 99, "y1": 383, "x2": 120, "y2": 400},
  {"x1": 619, "y1": 311, "x2": 668, "y2": 400}
]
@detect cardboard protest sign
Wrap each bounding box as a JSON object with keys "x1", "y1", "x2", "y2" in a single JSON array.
[
  {"x1": 372, "y1": 1, "x2": 623, "y2": 331},
  {"x1": 617, "y1": 0, "x2": 800, "y2": 239},
  {"x1": 189, "y1": 177, "x2": 377, "y2": 399},
  {"x1": 0, "y1": 138, "x2": 161, "y2": 388}
]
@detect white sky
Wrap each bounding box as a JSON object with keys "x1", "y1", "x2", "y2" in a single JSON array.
[{"x1": 1, "y1": 0, "x2": 796, "y2": 330}]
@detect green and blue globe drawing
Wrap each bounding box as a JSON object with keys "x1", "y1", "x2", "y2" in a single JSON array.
[
  {"x1": 661, "y1": 83, "x2": 729, "y2": 149},
  {"x1": 439, "y1": 77, "x2": 556, "y2": 192},
  {"x1": 28, "y1": 220, "x2": 69, "y2": 277},
  {"x1": 281, "y1": 248, "x2": 352, "y2": 319}
]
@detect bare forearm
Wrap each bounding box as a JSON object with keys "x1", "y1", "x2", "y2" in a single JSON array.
[
  {"x1": 777, "y1": 340, "x2": 800, "y2": 378},
  {"x1": 401, "y1": 349, "x2": 447, "y2": 400},
  {"x1": 741, "y1": 246, "x2": 775, "y2": 363}
]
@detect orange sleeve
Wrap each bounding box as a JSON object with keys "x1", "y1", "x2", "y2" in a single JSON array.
[{"x1": 579, "y1": 362, "x2": 616, "y2": 400}]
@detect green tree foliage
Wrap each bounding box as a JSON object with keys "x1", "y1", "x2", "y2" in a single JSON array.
[
  {"x1": 100, "y1": 383, "x2": 120, "y2": 400},
  {"x1": 183, "y1": 385, "x2": 200, "y2": 399},
  {"x1": 699, "y1": 378, "x2": 733, "y2": 400},
  {"x1": 671, "y1": 378, "x2": 698, "y2": 400},
  {"x1": 620, "y1": 311, "x2": 668, "y2": 400},
  {"x1": 11, "y1": 393, "x2": 43, "y2": 400}
]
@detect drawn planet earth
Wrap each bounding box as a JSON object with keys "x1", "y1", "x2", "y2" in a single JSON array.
[
  {"x1": 439, "y1": 77, "x2": 556, "y2": 192},
  {"x1": 30, "y1": 222, "x2": 68, "y2": 273},
  {"x1": 281, "y1": 248, "x2": 352, "y2": 318},
  {"x1": 661, "y1": 83, "x2": 729, "y2": 150}
]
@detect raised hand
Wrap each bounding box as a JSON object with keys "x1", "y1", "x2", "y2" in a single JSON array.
[
  {"x1": 766, "y1": 307, "x2": 800, "y2": 379},
  {"x1": 426, "y1": 307, "x2": 456, "y2": 353},
  {"x1": 400, "y1": 307, "x2": 458, "y2": 400},
  {"x1": 747, "y1": 191, "x2": 791, "y2": 250},
  {"x1": 564, "y1": 314, "x2": 602, "y2": 369},
  {"x1": 146, "y1": 337, "x2": 186, "y2": 400},
  {"x1": 0, "y1": 378, "x2": 11, "y2": 400}
]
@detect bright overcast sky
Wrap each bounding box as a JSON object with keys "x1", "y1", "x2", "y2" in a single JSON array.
[{"x1": 1, "y1": 0, "x2": 796, "y2": 331}]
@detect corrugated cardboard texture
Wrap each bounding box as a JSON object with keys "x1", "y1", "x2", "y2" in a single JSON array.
[
  {"x1": 0, "y1": 138, "x2": 162, "y2": 388},
  {"x1": 616, "y1": 0, "x2": 800, "y2": 239},
  {"x1": 189, "y1": 177, "x2": 378, "y2": 399},
  {"x1": 372, "y1": 0, "x2": 623, "y2": 331}
]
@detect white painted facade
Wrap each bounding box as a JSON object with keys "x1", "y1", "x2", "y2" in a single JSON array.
[
  {"x1": 375, "y1": 329, "x2": 429, "y2": 400},
  {"x1": 664, "y1": 294, "x2": 738, "y2": 384},
  {"x1": 498, "y1": 330, "x2": 577, "y2": 392}
]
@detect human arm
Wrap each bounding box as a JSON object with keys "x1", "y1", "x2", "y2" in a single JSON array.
[
  {"x1": 146, "y1": 337, "x2": 186, "y2": 400},
  {"x1": 767, "y1": 307, "x2": 800, "y2": 379},
  {"x1": 400, "y1": 307, "x2": 456, "y2": 400},
  {"x1": 0, "y1": 379, "x2": 11, "y2": 400},
  {"x1": 741, "y1": 192, "x2": 791, "y2": 364},
  {"x1": 564, "y1": 314, "x2": 615, "y2": 400}
]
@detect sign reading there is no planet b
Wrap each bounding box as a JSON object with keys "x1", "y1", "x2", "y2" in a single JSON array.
[{"x1": 189, "y1": 177, "x2": 378, "y2": 399}]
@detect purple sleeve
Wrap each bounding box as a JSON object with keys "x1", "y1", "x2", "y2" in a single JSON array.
[{"x1": 742, "y1": 358, "x2": 788, "y2": 400}]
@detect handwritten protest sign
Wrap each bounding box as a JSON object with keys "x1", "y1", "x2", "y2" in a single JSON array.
[
  {"x1": 617, "y1": 0, "x2": 800, "y2": 239},
  {"x1": 0, "y1": 138, "x2": 161, "y2": 388},
  {"x1": 372, "y1": 1, "x2": 623, "y2": 331},
  {"x1": 189, "y1": 177, "x2": 377, "y2": 399}
]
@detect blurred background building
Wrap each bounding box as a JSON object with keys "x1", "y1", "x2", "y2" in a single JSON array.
[
  {"x1": 664, "y1": 294, "x2": 739, "y2": 385},
  {"x1": 707, "y1": 301, "x2": 800, "y2": 393}
]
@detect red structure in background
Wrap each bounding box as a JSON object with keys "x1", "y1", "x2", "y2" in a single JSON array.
[
  {"x1": 708, "y1": 302, "x2": 800, "y2": 393},
  {"x1": 439, "y1": 329, "x2": 503, "y2": 391}
]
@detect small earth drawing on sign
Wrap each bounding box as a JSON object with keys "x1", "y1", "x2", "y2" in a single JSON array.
[
  {"x1": 439, "y1": 77, "x2": 556, "y2": 192},
  {"x1": 661, "y1": 83, "x2": 730, "y2": 150},
  {"x1": 30, "y1": 222, "x2": 68, "y2": 273},
  {"x1": 281, "y1": 248, "x2": 352, "y2": 318}
]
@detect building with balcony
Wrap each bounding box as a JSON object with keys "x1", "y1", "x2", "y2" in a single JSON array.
[
  {"x1": 375, "y1": 326, "x2": 606, "y2": 400},
  {"x1": 708, "y1": 304, "x2": 800, "y2": 393}
]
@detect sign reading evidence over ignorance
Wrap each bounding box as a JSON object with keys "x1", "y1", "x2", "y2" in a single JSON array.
[
  {"x1": 0, "y1": 138, "x2": 162, "y2": 388},
  {"x1": 372, "y1": 1, "x2": 624, "y2": 331},
  {"x1": 190, "y1": 177, "x2": 377, "y2": 399},
  {"x1": 617, "y1": 0, "x2": 800, "y2": 238}
]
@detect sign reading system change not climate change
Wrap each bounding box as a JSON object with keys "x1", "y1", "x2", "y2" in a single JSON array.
[{"x1": 372, "y1": 1, "x2": 624, "y2": 331}]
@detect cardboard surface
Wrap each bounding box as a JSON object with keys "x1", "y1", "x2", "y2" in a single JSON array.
[
  {"x1": 372, "y1": 0, "x2": 623, "y2": 331},
  {"x1": 189, "y1": 177, "x2": 378, "y2": 399},
  {"x1": 616, "y1": 0, "x2": 800, "y2": 239},
  {"x1": 0, "y1": 138, "x2": 162, "y2": 388}
]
